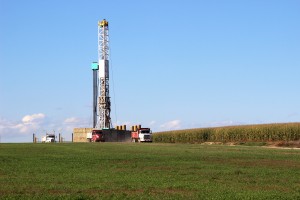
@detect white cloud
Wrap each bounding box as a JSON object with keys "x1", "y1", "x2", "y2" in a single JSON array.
[
  {"x1": 160, "y1": 119, "x2": 181, "y2": 131},
  {"x1": 153, "y1": 120, "x2": 248, "y2": 133},
  {"x1": 22, "y1": 113, "x2": 45, "y2": 125},
  {"x1": 17, "y1": 113, "x2": 46, "y2": 133},
  {"x1": 0, "y1": 118, "x2": 13, "y2": 131},
  {"x1": 0, "y1": 113, "x2": 46, "y2": 139},
  {"x1": 64, "y1": 117, "x2": 79, "y2": 124},
  {"x1": 0, "y1": 114, "x2": 94, "y2": 142}
]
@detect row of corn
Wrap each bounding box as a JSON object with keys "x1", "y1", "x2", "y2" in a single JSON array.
[{"x1": 153, "y1": 123, "x2": 300, "y2": 143}]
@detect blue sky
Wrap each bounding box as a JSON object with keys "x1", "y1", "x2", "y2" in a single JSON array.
[{"x1": 0, "y1": 0, "x2": 299, "y2": 142}]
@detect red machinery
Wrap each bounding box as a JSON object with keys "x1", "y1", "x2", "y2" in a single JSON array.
[{"x1": 91, "y1": 129, "x2": 105, "y2": 142}]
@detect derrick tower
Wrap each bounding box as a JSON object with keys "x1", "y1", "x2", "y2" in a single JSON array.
[{"x1": 92, "y1": 19, "x2": 111, "y2": 129}]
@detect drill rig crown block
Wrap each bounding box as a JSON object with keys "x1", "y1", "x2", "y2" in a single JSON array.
[{"x1": 99, "y1": 19, "x2": 109, "y2": 27}]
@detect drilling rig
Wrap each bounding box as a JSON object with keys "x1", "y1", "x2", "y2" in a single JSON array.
[
  {"x1": 91, "y1": 19, "x2": 111, "y2": 130},
  {"x1": 72, "y1": 19, "x2": 151, "y2": 143}
]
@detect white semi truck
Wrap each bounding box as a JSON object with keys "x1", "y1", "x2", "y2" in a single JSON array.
[{"x1": 42, "y1": 134, "x2": 56, "y2": 143}]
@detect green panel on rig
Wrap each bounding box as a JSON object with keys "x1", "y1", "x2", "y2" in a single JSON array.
[{"x1": 91, "y1": 62, "x2": 98, "y2": 70}]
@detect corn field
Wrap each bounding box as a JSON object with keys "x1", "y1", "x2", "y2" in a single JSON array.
[{"x1": 153, "y1": 123, "x2": 300, "y2": 143}]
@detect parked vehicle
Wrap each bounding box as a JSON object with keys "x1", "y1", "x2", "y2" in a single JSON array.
[
  {"x1": 42, "y1": 134, "x2": 55, "y2": 143},
  {"x1": 91, "y1": 129, "x2": 105, "y2": 142},
  {"x1": 131, "y1": 127, "x2": 152, "y2": 142}
]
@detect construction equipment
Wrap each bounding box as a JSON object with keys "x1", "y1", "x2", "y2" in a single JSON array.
[
  {"x1": 91, "y1": 19, "x2": 111, "y2": 130},
  {"x1": 131, "y1": 126, "x2": 152, "y2": 143},
  {"x1": 87, "y1": 20, "x2": 152, "y2": 143},
  {"x1": 91, "y1": 129, "x2": 105, "y2": 142}
]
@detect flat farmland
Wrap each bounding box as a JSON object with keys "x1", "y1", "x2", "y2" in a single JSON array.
[{"x1": 0, "y1": 143, "x2": 299, "y2": 199}]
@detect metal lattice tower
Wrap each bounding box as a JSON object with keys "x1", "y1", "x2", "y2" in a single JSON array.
[{"x1": 93, "y1": 19, "x2": 111, "y2": 129}]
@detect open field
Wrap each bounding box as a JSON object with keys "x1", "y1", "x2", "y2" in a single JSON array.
[
  {"x1": 0, "y1": 143, "x2": 300, "y2": 199},
  {"x1": 153, "y1": 123, "x2": 300, "y2": 145}
]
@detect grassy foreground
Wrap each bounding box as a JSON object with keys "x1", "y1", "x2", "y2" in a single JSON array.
[{"x1": 0, "y1": 143, "x2": 300, "y2": 199}]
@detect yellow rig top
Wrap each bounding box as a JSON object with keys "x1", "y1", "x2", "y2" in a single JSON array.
[{"x1": 99, "y1": 19, "x2": 108, "y2": 27}]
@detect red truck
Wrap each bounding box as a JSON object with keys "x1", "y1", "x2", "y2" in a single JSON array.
[
  {"x1": 91, "y1": 129, "x2": 105, "y2": 142},
  {"x1": 131, "y1": 127, "x2": 152, "y2": 143}
]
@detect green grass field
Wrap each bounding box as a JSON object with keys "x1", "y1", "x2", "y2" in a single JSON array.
[{"x1": 0, "y1": 143, "x2": 300, "y2": 199}]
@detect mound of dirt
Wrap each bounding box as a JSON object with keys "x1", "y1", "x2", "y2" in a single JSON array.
[{"x1": 274, "y1": 140, "x2": 300, "y2": 148}]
